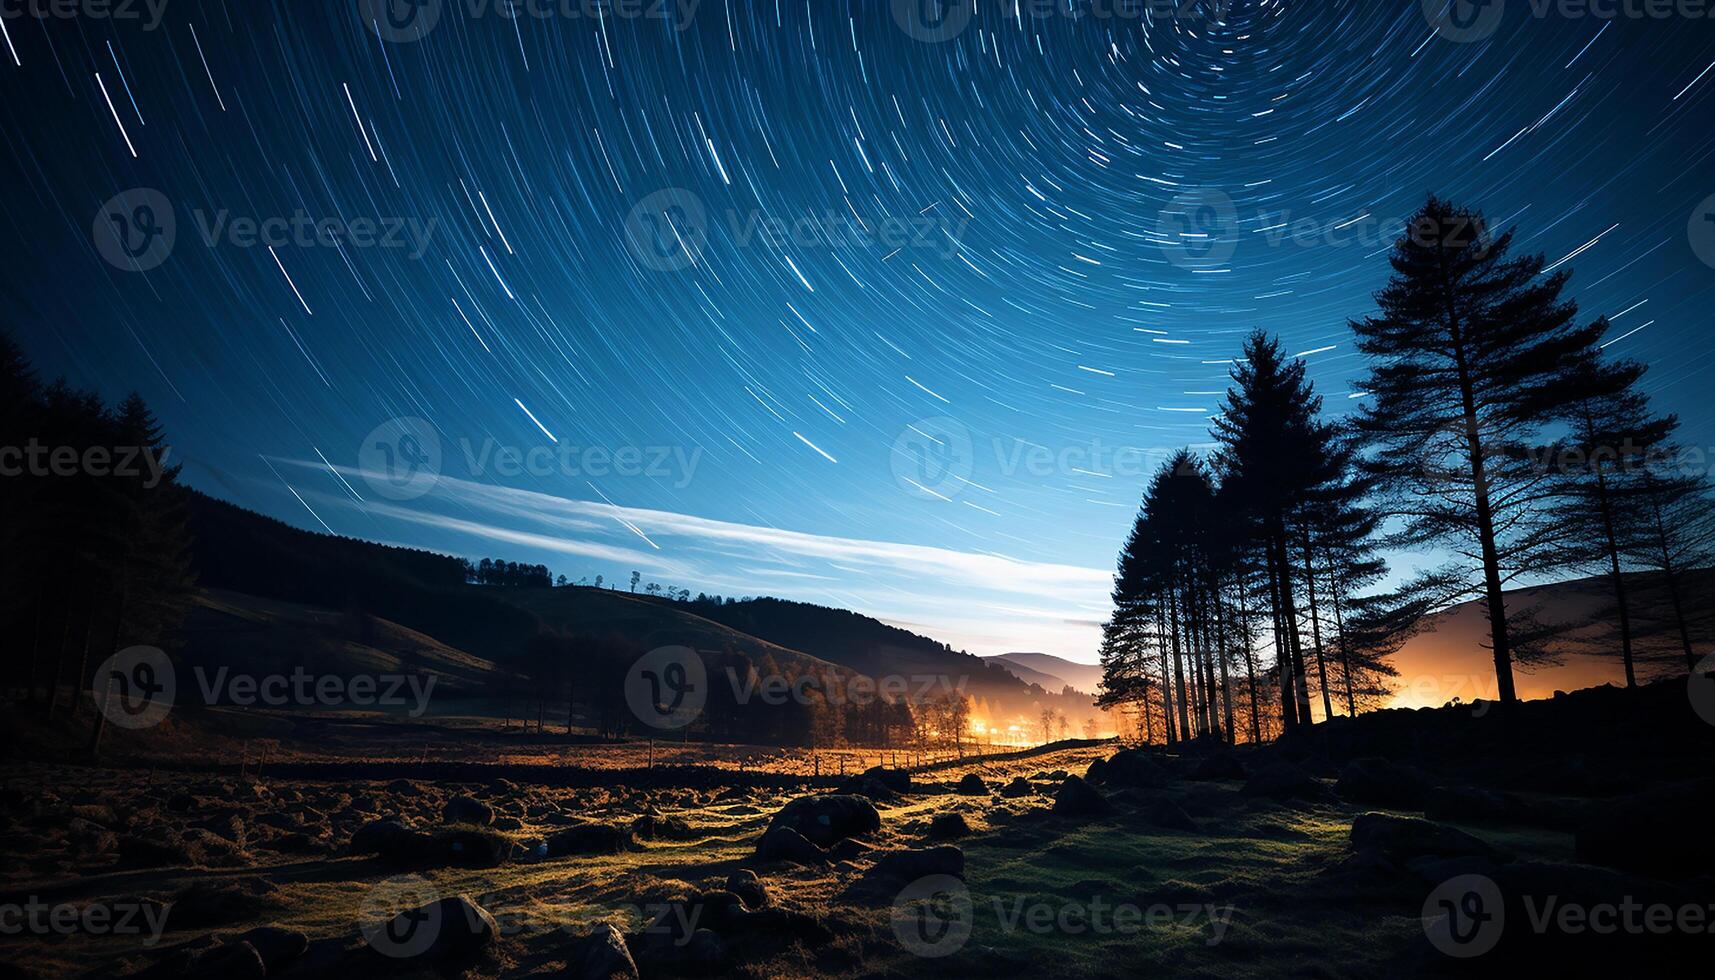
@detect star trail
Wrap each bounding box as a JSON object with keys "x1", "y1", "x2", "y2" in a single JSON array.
[{"x1": 3, "y1": 0, "x2": 1713, "y2": 659}]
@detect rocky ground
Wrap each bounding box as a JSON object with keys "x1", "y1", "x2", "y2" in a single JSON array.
[{"x1": 1, "y1": 681, "x2": 1711, "y2": 978}]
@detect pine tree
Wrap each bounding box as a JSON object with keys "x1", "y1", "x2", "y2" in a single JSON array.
[
  {"x1": 1352, "y1": 197, "x2": 1609, "y2": 706},
  {"x1": 1211, "y1": 331, "x2": 1340, "y2": 732}
]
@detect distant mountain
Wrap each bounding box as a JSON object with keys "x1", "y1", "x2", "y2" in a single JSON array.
[
  {"x1": 1386, "y1": 568, "x2": 1713, "y2": 708},
  {"x1": 181, "y1": 489, "x2": 1098, "y2": 732},
  {"x1": 983, "y1": 652, "x2": 1104, "y2": 695}
]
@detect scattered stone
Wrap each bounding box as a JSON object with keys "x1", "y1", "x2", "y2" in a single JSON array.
[
  {"x1": 442, "y1": 795, "x2": 494, "y2": 826},
  {"x1": 1191, "y1": 750, "x2": 1248, "y2": 781},
  {"x1": 1241, "y1": 762, "x2": 1330, "y2": 802},
  {"x1": 867, "y1": 845, "x2": 965, "y2": 882},
  {"x1": 382, "y1": 895, "x2": 499, "y2": 960},
  {"x1": 1349, "y1": 812, "x2": 1505, "y2": 862},
  {"x1": 999, "y1": 776, "x2": 1034, "y2": 798},
  {"x1": 547, "y1": 823, "x2": 635, "y2": 858},
  {"x1": 1335, "y1": 758, "x2": 1431, "y2": 808},
  {"x1": 928, "y1": 812, "x2": 971, "y2": 840},
  {"x1": 1052, "y1": 775, "x2": 1109, "y2": 817},
  {"x1": 725, "y1": 870, "x2": 769, "y2": 910},
  {"x1": 955, "y1": 773, "x2": 988, "y2": 795},
  {"x1": 754, "y1": 826, "x2": 826, "y2": 865},
  {"x1": 761, "y1": 794, "x2": 880, "y2": 848},
  {"x1": 233, "y1": 926, "x2": 309, "y2": 972},
  {"x1": 564, "y1": 923, "x2": 638, "y2": 980}
]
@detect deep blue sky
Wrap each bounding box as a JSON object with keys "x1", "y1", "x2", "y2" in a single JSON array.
[{"x1": 4, "y1": 1, "x2": 1713, "y2": 661}]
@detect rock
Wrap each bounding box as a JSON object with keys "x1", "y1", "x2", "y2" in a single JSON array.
[
  {"x1": 628, "y1": 926, "x2": 726, "y2": 976},
  {"x1": 630, "y1": 813, "x2": 691, "y2": 840},
  {"x1": 827, "y1": 837, "x2": 876, "y2": 862},
  {"x1": 442, "y1": 795, "x2": 494, "y2": 826},
  {"x1": 1241, "y1": 762, "x2": 1329, "y2": 802},
  {"x1": 564, "y1": 923, "x2": 638, "y2": 979},
  {"x1": 1145, "y1": 799, "x2": 1197, "y2": 832},
  {"x1": 1191, "y1": 750, "x2": 1247, "y2": 781},
  {"x1": 753, "y1": 826, "x2": 826, "y2": 865},
  {"x1": 761, "y1": 794, "x2": 880, "y2": 848},
  {"x1": 186, "y1": 941, "x2": 265, "y2": 980},
  {"x1": 233, "y1": 926, "x2": 308, "y2": 972},
  {"x1": 1335, "y1": 757, "x2": 1430, "y2": 808},
  {"x1": 927, "y1": 812, "x2": 971, "y2": 840},
  {"x1": 1575, "y1": 779, "x2": 1715, "y2": 878},
  {"x1": 547, "y1": 823, "x2": 635, "y2": 858},
  {"x1": 841, "y1": 767, "x2": 910, "y2": 800},
  {"x1": 1349, "y1": 812, "x2": 1505, "y2": 862},
  {"x1": 167, "y1": 879, "x2": 279, "y2": 930},
  {"x1": 725, "y1": 870, "x2": 769, "y2": 910},
  {"x1": 868, "y1": 846, "x2": 965, "y2": 881},
  {"x1": 424, "y1": 827, "x2": 511, "y2": 868},
  {"x1": 999, "y1": 776, "x2": 1034, "y2": 798},
  {"x1": 954, "y1": 773, "x2": 988, "y2": 795},
  {"x1": 1097, "y1": 749, "x2": 1169, "y2": 788},
  {"x1": 380, "y1": 894, "x2": 498, "y2": 960},
  {"x1": 350, "y1": 818, "x2": 412, "y2": 855},
  {"x1": 1051, "y1": 775, "x2": 1108, "y2": 817}
]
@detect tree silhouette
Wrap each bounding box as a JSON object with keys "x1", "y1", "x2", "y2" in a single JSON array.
[{"x1": 1351, "y1": 197, "x2": 1611, "y2": 707}]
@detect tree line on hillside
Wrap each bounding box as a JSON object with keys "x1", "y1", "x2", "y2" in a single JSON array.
[
  {"x1": 1098, "y1": 198, "x2": 1715, "y2": 744},
  {"x1": 0, "y1": 332, "x2": 194, "y2": 750}
]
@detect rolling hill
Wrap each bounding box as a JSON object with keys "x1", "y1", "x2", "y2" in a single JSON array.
[{"x1": 983, "y1": 652, "x2": 1105, "y2": 695}]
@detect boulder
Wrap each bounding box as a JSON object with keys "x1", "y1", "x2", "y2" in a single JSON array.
[
  {"x1": 233, "y1": 926, "x2": 308, "y2": 972},
  {"x1": 999, "y1": 776, "x2": 1034, "y2": 798},
  {"x1": 724, "y1": 870, "x2": 769, "y2": 910},
  {"x1": 547, "y1": 823, "x2": 635, "y2": 858},
  {"x1": 954, "y1": 773, "x2": 988, "y2": 796},
  {"x1": 1349, "y1": 812, "x2": 1505, "y2": 862},
  {"x1": 442, "y1": 795, "x2": 494, "y2": 826},
  {"x1": 927, "y1": 812, "x2": 971, "y2": 840},
  {"x1": 380, "y1": 894, "x2": 498, "y2": 960},
  {"x1": 564, "y1": 923, "x2": 638, "y2": 980},
  {"x1": 753, "y1": 826, "x2": 826, "y2": 865},
  {"x1": 1241, "y1": 762, "x2": 1329, "y2": 802},
  {"x1": 867, "y1": 846, "x2": 965, "y2": 882},
  {"x1": 349, "y1": 818, "x2": 413, "y2": 855},
  {"x1": 1098, "y1": 749, "x2": 1169, "y2": 788},
  {"x1": 1335, "y1": 758, "x2": 1430, "y2": 808},
  {"x1": 1051, "y1": 775, "x2": 1108, "y2": 817},
  {"x1": 186, "y1": 941, "x2": 265, "y2": 980},
  {"x1": 1190, "y1": 750, "x2": 1248, "y2": 781},
  {"x1": 762, "y1": 794, "x2": 880, "y2": 848}
]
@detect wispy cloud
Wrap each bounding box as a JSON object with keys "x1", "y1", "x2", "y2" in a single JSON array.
[{"x1": 285, "y1": 461, "x2": 1111, "y2": 660}]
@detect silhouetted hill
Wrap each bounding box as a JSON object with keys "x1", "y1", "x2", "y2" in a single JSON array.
[
  {"x1": 185, "y1": 490, "x2": 542, "y2": 663},
  {"x1": 983, "y1": 652, "x2": 1104, "y2": 695}
]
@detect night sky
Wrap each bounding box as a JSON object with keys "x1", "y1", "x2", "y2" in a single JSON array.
[{"x1": 4, "y1": 1, "x2": 1713, "y2": 662}]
